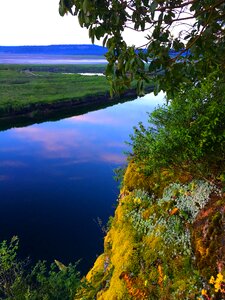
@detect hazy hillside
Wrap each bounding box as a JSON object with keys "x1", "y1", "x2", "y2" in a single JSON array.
[
  {"x1": 0, "y1": 44, "x2": 107, "y2": 56},
  {"x1": 0, "y1": 45, "x2": 188, "y2": 59}
]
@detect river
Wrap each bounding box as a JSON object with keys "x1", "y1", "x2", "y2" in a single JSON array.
[{"x1": 0, "y1": 92, "x2": 164, "y2": 274}]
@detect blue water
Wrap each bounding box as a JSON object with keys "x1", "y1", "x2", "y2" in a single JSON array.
[
  {"x1": 0, "y1": 54, "x2": 107, "y2": 64},
  {"x1": 0, "y1": 93, "x2": 164, "y2": 273}
]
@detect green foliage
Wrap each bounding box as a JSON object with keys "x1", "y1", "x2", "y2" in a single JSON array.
[
  {"x1": 113, "y1": 166, "x2": 126, "y2": 184},
  {"x1": 59, "y1": 0, "x2": 225, "y2": 97},
  {"x1": 130, "y1": 72, "x2": 225, "y2": 177},
  {"x1": 0, "y1": 237, "x2": 81, "y2": 300},
  {"x1": 27, "y1": 261, "x2": 81, "y2": 300},
  {"x1": 0, "y1": 236, "x2": 26, "y2": 299}
]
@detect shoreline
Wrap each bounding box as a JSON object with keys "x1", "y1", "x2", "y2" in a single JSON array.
[{"x1": 0, "y1": 86, "x2": 154, "y2": 131}]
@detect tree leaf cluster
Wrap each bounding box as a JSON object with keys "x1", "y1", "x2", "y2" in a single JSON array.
[{"x1": 59, "y1": 0, "x2": 225, "y2": 96}]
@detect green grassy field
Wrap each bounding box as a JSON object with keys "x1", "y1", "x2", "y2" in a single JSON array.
[
  {"x1": 0, "y1": 64, "x2": 109, "y2": 115},
  {"x1": 0, "y1": 63, "x2": 106, "y2": 74},
  {"x1": 0, "y1": 64, "x2": 154, "y2": 118}
]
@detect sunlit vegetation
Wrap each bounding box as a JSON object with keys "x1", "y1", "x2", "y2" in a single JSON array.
[
  {"x1": 1, "y1": 64, "x2": 224, "y2": 299},
  {"x1": 0, "y1": 64, "x2": 109, "y2": 116},
  {"x1": 130, "y1": 71, "x2": 225, "y2": 179},
  {"x1": 0, "y1": 69, "x2": 224, "y2": 298},
  {"x1": 1, "y1": 0, "x2": 224, "y2": 297},
  {"x1": 78, "y1": 68, "x2": 225, "y2": 299},
  {"x1": 80, "y1": 169, "x2": 224, "y2": 299},
  {"x1": 0, "y1": 64, "x2": 153, "y2": 117}
]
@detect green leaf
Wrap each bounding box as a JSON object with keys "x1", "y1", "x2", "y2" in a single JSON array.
[
  {"x1": 150, "y1": 1, "x2": 158, "y2": 15},
  {"x1": 83, "y1": 0, "x2": 90, "y2": 14},
  {"x1": 54, "y1": 259, "x2": 67, "y2": 271}
]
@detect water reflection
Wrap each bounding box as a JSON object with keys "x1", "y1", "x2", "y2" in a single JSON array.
[
  {"x1": 0, "y1": 92, "x2": 164, "y2": 274},
  {"x1": 70, "y1": 114, "x2": 118, "y2": 126},
  {"x1": 13, "y1": 127, "x2": 84, "y2": 158}
]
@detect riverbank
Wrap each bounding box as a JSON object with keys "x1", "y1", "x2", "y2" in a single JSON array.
[
  {"x1": 0, "y1": 86, "x2": 154, "y2": 131},
  {"x1": 0, "y1": 64, "x2": 153, "y2": 119}
]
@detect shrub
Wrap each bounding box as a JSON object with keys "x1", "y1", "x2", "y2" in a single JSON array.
[
  {"x1": 130, "y1": 71, "x2": 225, "y2": 177},
  {"x1": 0, "y1": 237, "x2": 81, "y2": 300}
]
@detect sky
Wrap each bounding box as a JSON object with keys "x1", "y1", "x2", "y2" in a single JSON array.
[
  {"x1": 0, "y1": 0, "x2": 145, "y2": 46},
  {"x1": 0, "y1": 0, "x2": 91, "y2": 46}
]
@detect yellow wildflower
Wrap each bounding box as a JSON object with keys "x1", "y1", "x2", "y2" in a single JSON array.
[
  {"x1": 209, "y1": 273, "x2": 225, "y2": 293},
  {"x1": 215, "y1": 273, "x2": 224, "y2": 292},
  {"x1": 217, "y1": 273, "x2": 223, "y2": 282},
  {"x1": 134, "y1": 198, "x2": 141, "y2": 204},
  {"x1": 209, "y1": 276, "x2": 215, "y2": 284},
  {"x1": 201, "y1": 289, "x2": 208, "y2": 296},
  {"x1": 214, "y1": 281, "x2": 221, "y2": 293}
]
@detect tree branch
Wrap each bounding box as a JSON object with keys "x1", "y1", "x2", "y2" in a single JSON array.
[{"x1": 155, "y1": 0, "x2": 197, "y2": 12}]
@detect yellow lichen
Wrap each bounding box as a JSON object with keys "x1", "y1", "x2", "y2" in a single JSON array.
[
  {"x1": 122, "y1": 162, "x2": 152, "y2": 193},
  {"x1": 158, "y1": 265, "x2": 163, "y2": 287},
  {"x1": 86, "y1": 254, "x2": 105, "y2": 282},
  {"x1": 85, "y1": 193, "x2": 139, "y2": 299},
  {"x1": 195, "y1": 237, "x2": 205, "y2": 256}
]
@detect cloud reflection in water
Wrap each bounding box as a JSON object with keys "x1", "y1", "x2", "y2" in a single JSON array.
[
  {"x1": 12, "y1": 112, "x2": 128, "y2": 164},
  {"x1": 0, "y1": 92, "x2": 164, "y2": 274}
]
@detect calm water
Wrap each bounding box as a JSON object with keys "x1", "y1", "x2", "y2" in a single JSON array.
[
  {"x1": 0, "y1": 54, "x2": 107, "y2": 64},
  {"x1": 0, "y1": 93, "x2": 164, "y2": 273}
]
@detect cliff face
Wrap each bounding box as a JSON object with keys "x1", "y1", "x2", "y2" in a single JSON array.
[{"x1": 77, "y1": 162, "x2": 225, "y2": 300}]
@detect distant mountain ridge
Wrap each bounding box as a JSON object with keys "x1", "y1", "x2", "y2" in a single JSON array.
[
  {"x1": 0, "y1": 44, "x2": 108, "y2": 56},
  {"x1": 0, "y1": 44, "x2": 189, "y2": 58}
]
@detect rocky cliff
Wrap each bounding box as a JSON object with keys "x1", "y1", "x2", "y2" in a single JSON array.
[{"x1": 77, "y1": 162, "x2": 225, "y2": 299}]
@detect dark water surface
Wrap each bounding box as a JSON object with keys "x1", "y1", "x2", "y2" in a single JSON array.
[{"x1": 0, "y1": 93, "x2": 164, "y2": 274}]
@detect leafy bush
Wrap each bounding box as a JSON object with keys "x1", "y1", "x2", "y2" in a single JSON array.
[
  {"x1": 0, "y1": 237, "x2": 81, "y2": 300},
  {"x1": 130, "y1": 72, "x2": 225, "y2": 177}
]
